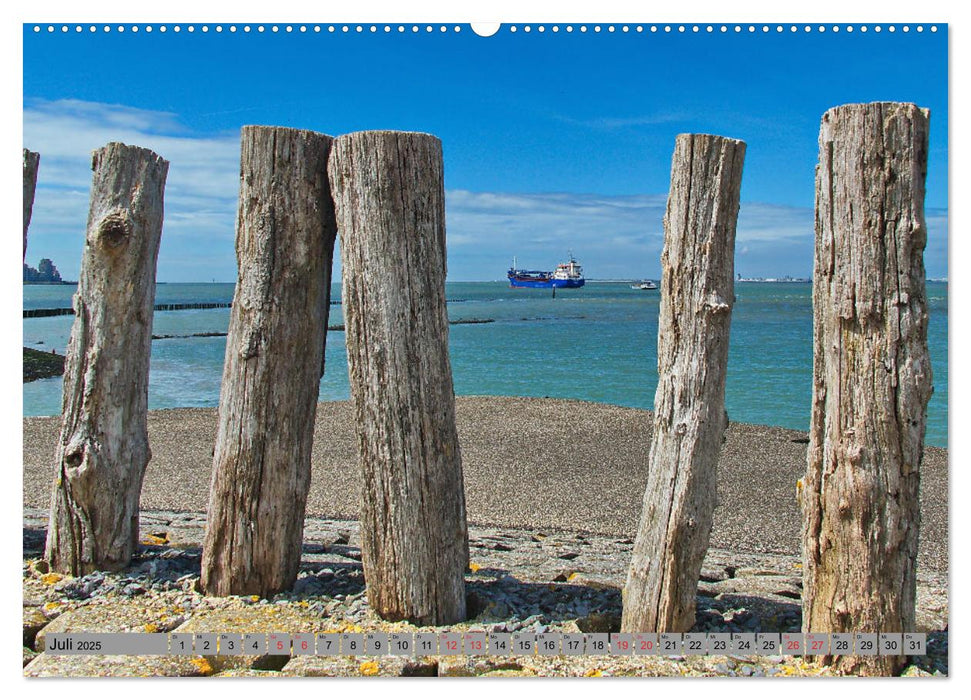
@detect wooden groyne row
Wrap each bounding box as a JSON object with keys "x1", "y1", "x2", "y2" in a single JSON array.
[
  {"x1": 26, "y1": 101, "x2": 932, "y2": 676},
  {"x1": 24, "y1": 301, "x2": 234, "y2": 318}
]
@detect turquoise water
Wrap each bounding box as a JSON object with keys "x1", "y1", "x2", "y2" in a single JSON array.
[{"x1": 23, "y1": 281, "x2": 948, "y2": 447}]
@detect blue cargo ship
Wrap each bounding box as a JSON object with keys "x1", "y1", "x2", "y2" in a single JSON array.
[{"x1": 508, "y1": 255, "x2": 585, "y2": 288}]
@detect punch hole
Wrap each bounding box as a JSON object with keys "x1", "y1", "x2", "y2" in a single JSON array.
[{"x1": 470, "y1": 23, "x2": 499, "y2": 37}]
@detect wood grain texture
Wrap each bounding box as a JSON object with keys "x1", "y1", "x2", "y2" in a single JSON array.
[
  {"x1": 201, "y1": 126, "x2": 337, "y2": 597},
  {"x1": 24, "y1": 148, "x2": 40, "y2": 261},
  {"x1": 45, "y1": 142, "x2": 168, "y2": 575},
  {"x1": 330, "y1": 130, "x2": 469, "y2": 625},
  {"x1": 622, "y1": 133, "x2": 745, "y2": 633},
  {"x1": 802, "y1": 103, "x2": 932, "y2": 676}
]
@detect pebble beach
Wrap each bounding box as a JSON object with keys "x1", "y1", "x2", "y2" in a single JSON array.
[{"x1": 22, "y1": 396, "x2": 949, "y2": 677}]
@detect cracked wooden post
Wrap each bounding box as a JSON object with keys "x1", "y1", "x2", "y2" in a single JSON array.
[
  {"x1": 622, "y1": 133, "x2": 745, "y2": 633},
  {"x1": 24, "y1": 148, "x2": 40, "y2": 261},
  {"x1": 329, "y1": 130, "x2": 469, "y2": 625},
  {"x1": 802, "y1": 102, "x2": 932, "y2": 676},
  {"x1": 44, "y1": 142, "x2": 168, "y2": 575},
  {"x1": 201, "y1": 126, "x2": 337, "y2": 597}
]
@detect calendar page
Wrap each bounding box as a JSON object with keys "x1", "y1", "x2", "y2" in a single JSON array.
[{"x1": 19, "y1": 7, "x2": 949, "y2": 681}]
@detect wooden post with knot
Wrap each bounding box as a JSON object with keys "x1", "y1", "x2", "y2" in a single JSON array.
[
  {"x1": 622, "y1": 133, "x2": 745, "y2": 633},
  {"x1": 329, "y1": 130, "x2": 469, "y2": 626},
  {"x1": 45, "y1": 142, "x2": 168, "y2": 575},
  {"x1": 802, "y1": 102, "x2": 932, "y2": 676},
  {"x1": 24, "y1": 148, "x2": 40, "y2": 262},
  {"x1": 201, "y1": 126, "x2": 338, "y2": 598}
]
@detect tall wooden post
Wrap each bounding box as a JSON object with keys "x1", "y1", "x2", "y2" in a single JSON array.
[
  {"x1": 45, "y1": 143, "x2": 168, "y2": 575},
  {"x1": 622, "y1": 134, "x2": 745, "y2": 633},
  {"x1": 329, "y1": 130, "x2": 469, "y2": 626},
  {"x1": 24, "y1": 148, "x2": 40, "y2": 261},
  {"x1": 802, "y1": 103, "x2": 932, "y2": 676},
  {"x1": 201, "y1": 126, "x2": 337, "y2": 597}
]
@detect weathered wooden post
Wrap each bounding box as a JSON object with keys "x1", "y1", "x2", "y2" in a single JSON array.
[
  {"x1": 802, "y1": 102, "x2": 932, "y2": 676},
  {"x1": 45, "y1": 143, "x2": 168, "y2": 575},
  {"x1": 24, "y1": 148, "x2": 40, "y2": 261},
  {"x1": 622, "y1": 133, "x2": 745, "y2": 633},
  {"x1": 329, "y1": 130, "x2": 469, "y2": 625},
  {"x1": 201, "y1": 126, "x2": 337, "y2": 597}
]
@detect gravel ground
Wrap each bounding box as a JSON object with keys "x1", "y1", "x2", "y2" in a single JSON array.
[{"x1": 22, "y1": 396, "x2": 949, "y2": 573}]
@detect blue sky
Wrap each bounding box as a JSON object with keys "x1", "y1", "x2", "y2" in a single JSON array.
[{"x1": 22, "y1": 23, "x2": 948, "y2": 282}]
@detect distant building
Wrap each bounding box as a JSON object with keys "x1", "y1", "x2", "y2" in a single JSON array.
[{"x1": 24, "y1": 258, "x2": 63, "y2": 284}]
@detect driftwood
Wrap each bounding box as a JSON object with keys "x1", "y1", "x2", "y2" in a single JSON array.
[
  {"x1": 329, "y1": 130, "x2": 469, "y2": 625},
  {"x1": 622, "y1": 133, "x2": 745, "y2": 632},
  {"x1": 24, "y1": 148, "x2": 40, "y2": 261},
  {"x1": 201, "y1": 126, "x2": 336, "y2": 597},
  {"x1": 45, "y1": 143, "x2": 168, "y2": 574},
  {"x1": 802, "y1": 102, "x2": 932, "y2": 676}
]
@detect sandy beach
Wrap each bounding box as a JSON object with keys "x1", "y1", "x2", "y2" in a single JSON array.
[{"x1": 22, "y1": 396, "x2": 948, "y2": 574}]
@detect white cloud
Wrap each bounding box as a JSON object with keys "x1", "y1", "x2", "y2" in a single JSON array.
[
  {"x1": 24, "y1": 98, "x2": 240, "y2": 282},
  {"x1": 23, "y1": 99, "x2": 948, "y2": 283},
  {"x1": 443, "y1": 190, "x2": 821, "y2": 280}
]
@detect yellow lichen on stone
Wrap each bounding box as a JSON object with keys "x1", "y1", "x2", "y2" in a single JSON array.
[
  {"x1": 567, "y1": 572, "x2": 579, "y2": 581},
  {"x1": 43, "y1": 601, "x2": 62, "y2": 612},
  {"x1": 584, "y1": 669, "x2": 603, "y2": 677},
  {"x1": 40, "y1": 573, "x2": 64, "y2": 585},
  {"x1": 190, "y1": 657, "x2": 215, "y2": 676},
  {"x1": 141, "y1": 534, "x2": 168, "y2": 546},
  {"x1": 359, "y1": 660, "x2": 380, "y2": 676},
  {"x1": 469, "y1": 562, "x2": 481, "y2": 573}
]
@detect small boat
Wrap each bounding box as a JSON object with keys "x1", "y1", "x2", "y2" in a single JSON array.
[
  {"x1": 631, "y1": 280, "x2": 658, "y2": 290},
  {"x1": 508, "y1": 254, "x2": 585, "y2": 289}
]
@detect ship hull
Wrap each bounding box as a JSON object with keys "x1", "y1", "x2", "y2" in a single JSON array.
[
  {"x1": 508, "y1": 277, "x2": 585, "y2": 288},
  {"x1": 509, "y1": 277, "x2": 553, "y2": 288}
]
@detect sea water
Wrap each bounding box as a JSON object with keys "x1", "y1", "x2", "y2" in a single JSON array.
[{"x1": 23, "y1": 281, "x2": 949, "y2": 448}]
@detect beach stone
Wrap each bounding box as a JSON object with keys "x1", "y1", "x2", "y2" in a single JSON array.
[
  {"x1": 23, "y1": 647, "x2": 39, "y2": 667},
  {"x1": 23, "y1": 607, "x2": 48, "y2": 648},
  {"x1": 165, "y1": 527, "x2": 204, "y2": 547},
  {"x1": 172, "y1": 604, "x2": 331, "y2": 672},
  {"x1": 35, "y1": 599, "x2": 187, "y2": 651},
  {"x1": 24, "y1": 653, "x2": 210, "y2": 677},
  {"x1": 575, "y1": 612, "x2": 621, "y2": 633},
  {"x1": 281, "y1": 655, "x2": 427, "y2": 677}
]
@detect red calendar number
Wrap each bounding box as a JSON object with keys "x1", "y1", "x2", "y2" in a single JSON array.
[{"x1": 447, "y1": 640, "x2": 458, "y2": 651}]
